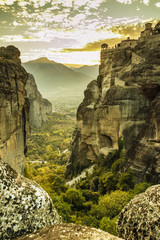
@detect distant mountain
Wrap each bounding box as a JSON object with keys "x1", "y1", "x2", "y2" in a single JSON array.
[
  {"x1": 23, "y1": 58, "x2": 93, "y2": 97},
  {"x1": 71, "y1": 65, "x2": 99, "y2": 79}
]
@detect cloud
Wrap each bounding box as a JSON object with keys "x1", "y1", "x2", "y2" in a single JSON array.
[
  {"x1": 0, "y1": 34, "x2": 39, "y2": 42},
  {"x1": 61, "y1": 38, "x2": 125, "y2": 52},
  {"x1": 73, "y1": 0, "x2": 104, "y2": 10},
  {"x1": 116, "y1": 0, "x2": 150, "y2": 5},
  {"x1": 61, "y1": 20, "x2": 155, "y2": 53},
  {"x1": 0, "y1": 0, "x2": 15, "y2": 5},
  {"x1": 116, "y1": 0, "x2": 133, "y2": 4},
  {"x1": 143, "y1": 0, "x2": 150, "y2": 5},
  {"x1": 155, "y1": 2, "x2": 160, "y2": 7},
  {"x1": 110, "y1": 23, "x2": 144, "y2": 38}
]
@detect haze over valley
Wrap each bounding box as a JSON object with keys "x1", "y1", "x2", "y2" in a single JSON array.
[{"x1": 23, "y1": 58, "x2": 99, "y2": 98}]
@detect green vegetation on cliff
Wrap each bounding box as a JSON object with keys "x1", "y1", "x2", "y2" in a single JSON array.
[{"x1": 25, "y1": 111, "x2": 150, "y2": 236}]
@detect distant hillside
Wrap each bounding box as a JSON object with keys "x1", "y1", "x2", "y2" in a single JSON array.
[
  {"x1": 23, "y1": 58, "x2": 92, "y2": 97},
  {"x1": 71, "y1": 65, "x2": 99, "y2": 79}
]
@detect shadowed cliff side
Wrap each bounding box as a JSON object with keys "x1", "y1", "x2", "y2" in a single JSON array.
[{"x1": 26, "y1": 73, "x2": 52, "y2": 129}]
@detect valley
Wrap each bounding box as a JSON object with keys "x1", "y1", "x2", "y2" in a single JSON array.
[
  {"x1": 0, "y1": 19, "x2": 160, "y2": 240},
  {"x1": 25, "y1": 100, "x2": 150, "y2": 236}
]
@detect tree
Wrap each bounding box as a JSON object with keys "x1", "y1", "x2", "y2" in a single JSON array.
[
  {"x1": 99, "y1": 217, "x2": 117, "y2": 235},
  {"x1": 63, "y1": 188, "x2": 85, "y2": 211},
  {"x1": 98, "y1": 190, "x2": 130, "y2": 218},
  {"x1": 117, "y1": 169, "x2": 134, "y2": 190}
]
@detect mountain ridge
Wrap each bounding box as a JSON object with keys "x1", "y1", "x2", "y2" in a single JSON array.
[{"x1": 23, "y1": 58, "x2": 93, "y2": 96}]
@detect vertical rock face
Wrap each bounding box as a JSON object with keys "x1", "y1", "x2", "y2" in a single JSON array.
[
  {"x1": 66, "y1": 22, "x2": 160, "y2": 182},
  {"x1": 0, "y1": 45, "x2": 29, "y2": 174},
  {"x1": 0, "y1": 46, "x2": 61, "y2": 239},
  {"x1": 26, "y1": 73, "x2": 52, "y2": 129}
]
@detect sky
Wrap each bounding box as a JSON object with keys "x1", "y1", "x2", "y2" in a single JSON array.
[{"x1": 0, "y1": 0, "x2": 159, "y2": 66}]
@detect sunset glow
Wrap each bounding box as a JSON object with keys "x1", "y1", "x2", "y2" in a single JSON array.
[{"x1": 0, "y1": 0, "x2": 159, "y2": 65}]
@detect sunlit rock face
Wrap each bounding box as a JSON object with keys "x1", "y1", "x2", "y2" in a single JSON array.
[
  {"x1": 0, "y1": 46, "x2": 61, "y2": 240},
  {"x1": 66, "y1": 23, "x2": 160, "y2": 182},
  {"x1": 14, "y1": 223, "x2": 123, "y2": 240},
  {"x1": 0, "y1": 45, "x2": 29, "y2": 174},
  {"x1": 0, "y1": 159, "x2": 61, "y2": 240},
  {"x1": 26, "y1": 73, "x2": 52, "y2": 129},
  {"x1": 117, "y1": 185, "x2": 160, "y2": 240}
]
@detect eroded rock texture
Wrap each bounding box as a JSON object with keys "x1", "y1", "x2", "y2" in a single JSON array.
[
  {"x1": 117, "y1": 184, "x2": 160, "y2": 240},
  {"x1": 26, "y1": 73, "x2": 52, "y2": 128},
  {"x1": 0, "y1": 45, "x2": 29, "y2": 174},
  {"x1": 0, "y1": 159, "x2": 61, "y2": 240},
  {"x1": 66, "y1": 22, "x2": 160, "y2": 182},
  {"x1": 14, "y1": 223, "x2": 123, "y2": 240}
]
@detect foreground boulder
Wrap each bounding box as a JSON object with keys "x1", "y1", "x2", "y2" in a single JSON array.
[
  {"x1": 14, "y1": 223, "x2": 123, "y2": 240},
  {"x1": 117, "y1": 184, "x2": 160, "y2": 239},
  {"x1": 0, "y1": 159, "x2": 61, "y2": 240}
]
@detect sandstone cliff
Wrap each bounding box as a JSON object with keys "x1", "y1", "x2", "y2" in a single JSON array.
[
  {"x1": 26, "y1": 73, "x2": 52, "y2": 129},
  {"x1": 66, "y1": 22, "x2": 160, "y2": 183},
  {"x1": 0, "y1": 45, "x2": 29, "y2": 174},
  {"x1": 0, "y1": 46, "x2": 61, "y2": 239},
  {"x1": 0, "y1": 46, "x2": 52, "y2": 173}
]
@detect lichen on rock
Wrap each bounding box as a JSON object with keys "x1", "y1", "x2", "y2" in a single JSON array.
[
  {"x1": 117, "y1": 184, "x2": 160, "y2": 240},
  {"x1": 13, "y1": 223, "x2": 123, "y2": 240},
  {"x1": 0, "y1": 159, "x2": 61, "y2": 240}
]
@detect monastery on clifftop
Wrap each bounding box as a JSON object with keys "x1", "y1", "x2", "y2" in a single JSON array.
[{"x1": 101, "y1": 21, "x2": 160, "y2": 64}]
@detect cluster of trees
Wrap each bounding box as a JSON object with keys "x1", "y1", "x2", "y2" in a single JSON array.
[
  {"x1": 26, "y1": 113, "x2": 75, "y2": 165},
  {"x1": 25, "y1": 114, "x2": 150, "y2": 236}
]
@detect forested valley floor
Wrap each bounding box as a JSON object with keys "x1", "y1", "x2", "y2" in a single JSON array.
[{"x1": 25, "y1": 97, "x2": 150, "y2": 236}]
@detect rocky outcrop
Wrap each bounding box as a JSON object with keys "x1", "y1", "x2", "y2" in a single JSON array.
[
  {"x1": 0, "y1": 46, "x2": 61, "y2": 239},
  {"x1": 0, "y1": 159, "x2": 61, "y2": 240},
  {"x1": 0, "y1": 45, "x2": 29, "y2": 174},
  {"x1": 26, "y1": 73, "x2": 52, "y2": 129},
  {"x1": 117, "y1": 184, "x2": 160, "y2": 240},
  {"x1": 14, "y1": 223, "x2": 123, "y2": 240},
  {"x1": 66, "y1": 22, "x2": 160, "y2": 182}
]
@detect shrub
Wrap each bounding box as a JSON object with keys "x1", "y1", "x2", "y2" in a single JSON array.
[
  {"x1": 99, "y1": 172, "x2": 117, "y2": 194},
  {"x1": 117, "y1": 169, "x2": 134, "y2": 190},
  {"x1": 63, "y1": 188, "x2": 85, "y2": 211},
  {"x1": 52, "y1": 195, "x2": 72, "y2": 222},
  {"x1": 82, "y1": 215, "x2": 99, "y2": 228},
  {"x1": 129, "y1": 182, "x2": 151, "y2": 197},
  {"x1": 99, "y1": 217, "x2": 117, "y2": 236},
  {"x1": 98, "y1": 190, "x2": 130, "y2": 218},
  {"x1": 111, "y1": 158, "x2": 126, "y2": 174},
  {"x1": 82, "y1": 190, "x2": 99, "y2": 204},
  {"x1": 90, "y1": 176, "x2": 99, "y2": 192}
]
